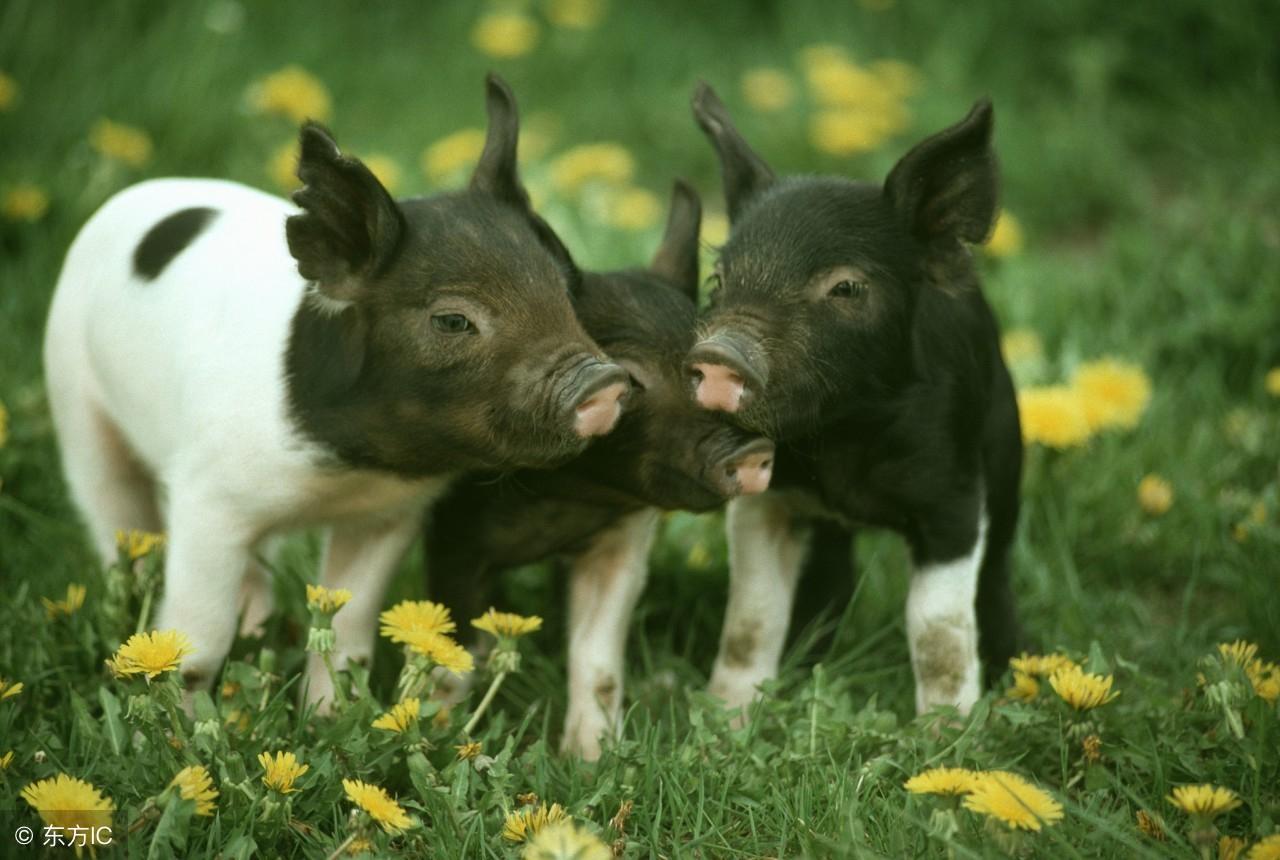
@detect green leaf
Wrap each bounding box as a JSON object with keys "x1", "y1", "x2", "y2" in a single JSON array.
[
  {"x1": 148, "y1": 795, "x2": 194, "y2": 860},
  {"x1": 99, "y1": 686, "x2": 127, "y2": 756}
]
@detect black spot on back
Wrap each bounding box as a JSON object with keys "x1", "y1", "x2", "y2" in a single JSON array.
[{"x1": 133, "y1": 207, "x2": 217, "y2": 281}]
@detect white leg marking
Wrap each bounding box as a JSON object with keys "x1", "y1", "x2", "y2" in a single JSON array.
[
  {"x1": 707, "y1": 492, "x2": 810, "y2": 719},
  {"x1": 561, "y1": 509, "x2": 659, "y2": 761},
  {"x1": 907, "y1": 513, "x2": 988, "y2": 715}
]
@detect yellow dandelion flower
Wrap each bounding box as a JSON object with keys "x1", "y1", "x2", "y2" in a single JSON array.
[
  {"x1": 342, "y1": 779, "x2": 414, "y2": 833},
  {"x1": 547, "y1": 0, "x2": 607, "y2": 29},
  {"x1": 105, "y1": 629, "x2": 193, "y2": 680},
  {"x1": 455, "y1": 741, "x2": 482, "y2": 760},
  {"x1": 963, "y1": 771, "x2": 1064, "y2": 831},
  {"x1": 168, "y1": 764, "x2": 218, "y2": 816},
  {"x1": 1247, "y1": 660, "x2": 1279, "y2": 702},
  {"x1": 904, "y1": 767, "x2": 978, "y2": 796},
  {"x1": 1166, "y1": 784, "x2": 1241, "y2": 818},
  {"x1": 347, "y1": 837, "x2": 375, "y2": 856},
  {"x1": 89, "y1": 119, "x2": 153, "y2": 168},
  {"x1": 741, "y1": 67, "x2": 795, "y2": 113},
  {"x1": 1000, "y1": 329, "x2": 1042, "y2": 365},
  {"x1": 809, "y1": 108, "x2": 891, "y2": 156},
  {"x1": 549, "y1": 143, "x2": 634, "y2": 196},
  {"x1": 1071, "y1": 358, "x2": 1151, "y2": 431},
  {"x1": 1135, "y1": 809, "x2": 1166, "y2": 841},
  {"x1": 362, "y1": 154, "x2": 402, "y2": 195},
  {"x1": 21, "y1": 774, "x2": 115, "y2": 833},
  {"x1": 0, "y1": 750, "x2": 12, "y2": 769},
  {"x1": 1006, "y1": 671, "x2": 1040, "y2": 701},
  {"x1": 1247, "y1": 834, "x2": 1280, "y2": 860},
  {"x1": 702, "y1": 211, "x2": 729, "y2": 248},
  {"x1": 259, "y1": 751, "x2": 309, "y2": 794},
  {"x1": 1049, "y1": 664, "x2": 1120, "y2": 711},
  {"x1": 801, "y1": 47, "x2": 877, "y2": 107},
  {"x1": 421, "y1": 128, "x2": 486, "y2": 183},
  {"x1": 0, "y1": 71, "x2": 18, "y2": 110},
  {"x1": 404, "y1": 631, "x2": 475, "y2": 676},
  {"x1": 306, "y1": 584, "x2": 352, "y2": 614},
  {"x1": 1221, "y1": 836, "x2": 1248, "y2": 860},
  {"x1": 471, "y1": 11, "x2": 539, "y2": 59},
  {"x1": 1137, "y1": 474, "x2": 1174, "y2": 516},
  {"x1": 1, "y1": 678, "x2": 24, "y2": 700},
  {"x1": 3, "y1": 183, "x2": 49, "y2": 222},
  {"x1": 1082, "y1": 734, "x2": 1102, "y2": 763},
  {"x1": 268, "y1": 140, "x2": 300, "y2": 191},
  {"x1": 985, "y1": 210, "x2": 1024, "y2": 257},
  {"x1": 1265, "y1": 368, "x2": 1280, "y2": 398},
  {"x1": 1017, "y1": 385, "x2": 1091, "y2": 449},
  {"x1": 869, "y1": 59, "x2": 924, "y2": 99},
  {"x1": 1218, "y1": 640, "x2": 1259, "y2": 668},
  {"x1": 248, "y1": 65, "x2": 332, "y2": 124},
  {"x1": 380, "y1": 599, "x2": 456, "y2": 644},
  {"x1": 115, "y1": 528, "x2": 165, "y2": 560},
  {"x1": 1010, "y1": 652, "x2": 1077, "y2": 677},
  {"x1": 372, "y1": 698, "x2": 420, "y2": 734},
  {"x1": 604, "y1": 187, "x2": 662, "y2": 232},
  {"x1": 42, "y1": 583, "x2": 88, "y2": 619},
  {"x1": 503, "y1": 802, "x2": 568, "y2": 843},
  {"x1": 473, "y1": 608, "x2": 543, "y2": 639},
  {"x1": 522, "y1": 820, "x2": 611, "y2": 860}
]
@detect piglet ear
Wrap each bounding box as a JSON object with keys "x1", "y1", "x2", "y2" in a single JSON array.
[
  {"x1": 470, "y1": 73, "x2": 531, "y2": 208},
  {"x1": 884, "y1": 99, "x2": 998, "y2": 245},
  {"x1": 649, "y1": 180, "x2": 702, "y2": 303},
  {"x1": 286, "y1": 123, "x2": 405, "y2": 303},
  {"x1": 692, "y1": 82, "x2": 776, "y2": 221}
]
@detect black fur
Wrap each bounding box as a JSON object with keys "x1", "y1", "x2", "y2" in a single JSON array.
[{"x1": 132, "y1": 207, "x2": 217, "y2": 281}]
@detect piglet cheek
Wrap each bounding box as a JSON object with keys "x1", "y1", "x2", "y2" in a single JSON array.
[{"x1": 692, "y1": 363, "x2": 745, "y2": 413}]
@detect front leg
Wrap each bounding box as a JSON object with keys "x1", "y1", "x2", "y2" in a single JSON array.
[
  {"x1": 707, "y1": 492, "x2": 812, "y2": 716},
  {"x1": 561, "y1": 509, "x2": 659, "y2": 761},
  {"x1": 304, "y1": 503, "x2": 426, "y2": 708}
]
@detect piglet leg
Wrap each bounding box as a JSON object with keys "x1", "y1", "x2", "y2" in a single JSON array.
[{"x1": 561, "y1": 509, "x2": 659, "y2": 761}]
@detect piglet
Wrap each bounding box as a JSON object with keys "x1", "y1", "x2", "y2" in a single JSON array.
[
  {"x1": 426, "y1": 182, "x2": 774, "y2": 759},
  {"x1": 687, "y1": 83, "x2": 1023, "y2": 718},
  {"x1": 44, "y1": 74, "x2": 627, "y2": 704}
]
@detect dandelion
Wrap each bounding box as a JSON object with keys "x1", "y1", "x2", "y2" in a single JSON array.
[
  {"x1": 1082, "y1": 734, "x2": 1102, "y2": 763},
  {"x1": 1000, "y1": 329, "x2": 1042, "y2": 365},
  {"x1": 168, "y1": 764, "x2": 218, "y2": 816},
  {"x1": 869, "y1": 59, "x2": 924, "y2": 99},
  {"x1": 1138, "y1": 474, "x2": 1174, "y2": 516},
  {"x1": 809, "y1": 109, "x2": 891, "y2": 156},
  {"x1": 1259, "y1": 368, "x2": 1280, "y2": 398},
  {"x1": 1017, "y1": 386, "x2": 1091, "y2": 449},
  {"x1": 259, "y1": 751, "x2": 309, "y2": 794},
  {"x1": 801, "y1": 47, "x2": 880, "y2": 108},
  {"x1": 984, "y1": 210, "x2": 1023, "y2": 257},
  {"x1": 1010, "y1": 652, "x2": 1077, "y2": 677},
  {"x1": 963, "y1": 771, "x2": 1064, "y2": 831},
  {"x1": 0, "y1": 678, "x2": 24, "y2": 700},
  {"x1": 380, "y1": 599, "x2": 456, "y2": 644},
  {"x1": 1246, "y1": 658, "x2": 1280, "y2": 703},
  {"x1": 42, "y1": 583, "x2": 87, "y2": 619},
  {"x1": 267, "y1": 140, "x2": 300, "y2": 191},
  {"x1": 603, "y1": 187, "x2": 662, "y2": 231},
  {"x1": 547, "y1": 0, "x2": 606, "y2": 29},
  {"x1": 306, "y1": 584, "x2": 352, "y2": 615},
  {"x1": 342, "y1": 779, "x2": 414, "y2": 833},
  {"x1": 549, "y1": 143, "x2": 634, "y2": 195},
  {"x1": 404, "y1": 631, "x2": 474, "y2": 676},
  {"x1": 106, "y1": 630, "x2": 193, "y2": 680},
  {"x1": 1049, "y1": 664, "x2": 1120, "y2": 711},
  {"x1": 503, "y1": 802, "x2": 568, "y2": 843},
  {"x1": 702, "y1": 212, "x2": 729, "y2": 248},
  {"x1": 2, "y1": 183, "x2": 49, "y2": 222},
  {"x1": 522, "y1": 820, "x2": 611, "y2": 860},
  {"x1": 21, "y1": 774, "x2": 115, "y2": 836},
  {"x1": 455, "y1": 741, "x2": 482, "y2": 760},
  {"x1": 1071, "y1": 358, "x2": 1152, "y2": 431},
  {"x1": 1006, "y1": 671, "x2": 1039, "y2": 701},
  {"x1": 473, "y1": 608, "x2": 543, "y2": 639},
  {"x1": 248, "y1": 65, "x2": 331, "y2": 123},
  {"x1": 1218, "y1": 640, "x2": 1259, "y2": 668},
  {"x1": 904, "y1": 767, "x2": 978, "y2": 796},
  {"x1": 741, "y1": 67, "x2": 795, "y2": 112},
  {"x1": 362, "y1": 154, "x2": 402, "y2": 195},
  {"x1": 471, "y1": 11, "x2": 539, "y2": 59},
  {"x1": 0, "y1": 750, "x2": 12, "y2": 769},
  {"x1": 347, "y1": 838, "x2": 375, "y2": 856},
  {"x1": 116, "y1": 529, "x2": 165, "y2": 560},
  {"x1": 421, "y1": 128, "x2": 486, "y2": 182},
  {"x1": 1166, "y1": 784, "x2": 1242, "y2": 818},
  {"x1": 1220, "y1": 836, "x2": 1248, "y2": 860},
  {"x1": 1248, "y1": 834, "x2": 1280, "y2": 860},
  {"x1": 89, "y1": 119, "x2": 153, "y2": 168},
  {"x1": 1135, "y1": 809, "x2": 1166, "y2": 841},
  {"x1": 0, "y1": 71, "x2": 17, "y2": 110},
  {"x1": 372, "y1": 698, "x2": 420, "y2": 734}
]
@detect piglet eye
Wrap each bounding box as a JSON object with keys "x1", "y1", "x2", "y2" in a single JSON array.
[
  {"x1": 431, "y1": 313, "x2": 474, "y2": 334},
  {"x1": 828, "y1": 279, "x2": 869, "y2": 299}
]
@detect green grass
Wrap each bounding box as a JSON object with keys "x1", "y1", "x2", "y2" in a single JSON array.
[{"x1": 2, "y1": 0, "x2": 1279, "y2": 857}]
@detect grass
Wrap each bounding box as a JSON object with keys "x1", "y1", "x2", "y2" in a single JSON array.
[{"x1": 2, "y1": 0, "x2": 1279, "y2": 857}]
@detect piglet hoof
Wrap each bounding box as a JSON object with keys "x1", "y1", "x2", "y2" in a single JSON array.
[
  {"x1": 707, "y1": 672, "x2": 766, "y2": 730},
  {"x1": 560, "y1": 712, "x2": 613, "y2": 762}
]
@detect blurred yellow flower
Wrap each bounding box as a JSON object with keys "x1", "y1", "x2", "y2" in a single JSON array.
[
  {"x1": 2, "y1": 184, "x2": 49, "y2": 222},
  {"x1": 1010, "y1": 652, "x2": 1077, "y2": 677},
  {"x1": 1216, "y1": 640, "x2": 1258, "y2": 668},
  {"x1": 363, "y1": 154, "x2": 402, "y2": 195},
  {"x1": 1248, "y1": 834, "x2": 1280, "y2": 859},
  {"x1": 248, "y1": 65, "x2": 332, "y2": 123},
  {"x1": 455, "y1": 741, "x2": 482, "y2": 760},
  {"x1": 306, "y1": 584, "x2": 352, "y2": 615},
  {"x1": 1166, "y1": 784, "x2": 1241, "y2": 818},
  {"x1": 381, "y1": 600, "x2": 456, "y2": 643},
  {"x1": 503, "y1": 802, "x2": 568, "y2": 843},
  {"x1": 343, "y1": 779, "x2": 413, "y2": 833},
  {"x1": 472, "y1": 11, "x2": 539, "y2": 59},
  {"x1": 89, "y1": 119, "x2": 153, "y2": 168},
  {"x1": 1006, "y1": 671, "x2": 1039, "y2": 701},
  {"x1": 1071, "y1": 358, "x2": 1151, "y2": 431},
  {"x1": 702, "y1": 211, "x2": 729, "y2": 247},
  {"x1": 963, "y1": 771, "x2": 1063, "y2": 831},
  {"x1": 869, "y1": 59, "x2": 924, "y2": 99},
  {"x1": 473, "y1": 608, "x2": 543, "y2": 638},
  {"x1": 802, "y1": 46, "x2": 877, "y2": 107},
  {"x1": 1247, "y1": 658, "x2": 1279, "y2": 703},
  {"x1": 520, "y1": 111, "x2": 561, "y2": 161},
  {"x1": 42, "y1": 584, "x2": 87, "y2": 619},
  {"x1": 0, "y1": 678, "x2": 23, "y2": 700},
  {"x1": 550, "y1": 143, "x2": 634, "y2": 195},
  {"x1": 0, "y1": 750, "x2": 12, "y2": 769},
  {"x1": 116, "y1": 528, "x2": 165, "y2": 560},
  {"x1": 21, "y1": 774, "x2": 115, "y2": 833},
  {"x1": 1265, "y1": 368, "x2": 1280, "y2": 397},
  {"x1": 372, "y1": 698, "x2": 420, "y2": 734},
  {"x1": 404, "y1": 631, "x2": 474, "y2": 676},
  {"x1": 106, "y1": 630, "x2": 193, "y2": 680},
  {"x1": 269, "y1": 141, "x2": 300, "y2": 191},
  {"x1": 1000, "y1": 328, "x2": 1042, "y2": 365},
  {"x1": 741, "y1": 67, "x2": 795, "y2": 112},
  {"x1": 1137, "y1": 474, "x2": 1174, "y2": 516},
  {"x1": 604, "y1": 187, "x2": 662, "y2": 231},
  {"x1": 1017, "y1": 386, "x2": 1091, "y2": 449},
  {"x1": 0, "y1": 71, "x2": 18, "y2": 110},
  {"x1": 809, "y1": 108, "x2": 893, "y2": 156},
  {"x1": 1048, "y1": 664, "x2": 1119, "y2": 711},
  {"x1": 169, "y1": 764, "x2": 218, "y2": 816},
  {"x1": 904, "y1": 767, "x2": 978, "y2": 796},
  {"x1": 985, "y1": 210, "x2": 1023, "y2": 257},
  {"x1": 522, "y1": 820, "x2": 611, "y2": 860},
  {"x1": 1135, "y1": 809, "x2": 1166, "y2": 841},
  {"x1": 259, "y1": 751, "x2": 308, "y2": 794},
  {"x1": 421, "y1": 128, "x2": 486, "y2": 183},
  {"x1": 547, "y1": 0, "x2": 607, "y2": 30},
  {"x1": 686, "y1": 541, "x2": 712, "y2": 570},
  {"x1": 1221, "y1": 836, "x2": 1248, "y2": 860}
]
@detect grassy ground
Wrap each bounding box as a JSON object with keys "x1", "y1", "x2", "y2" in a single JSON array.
[{"x1": 2, "y1": 0, "x2": 1279, "y2": 857}]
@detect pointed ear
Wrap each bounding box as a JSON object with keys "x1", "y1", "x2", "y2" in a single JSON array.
[
  {"x1": 285, "y1": 123, "x2": 404, "y2": 303},
  {"x1": 469, "y1": 73, "x2": 531, "y2": 208},
  {"x1": 884, "y1": 99, "x2": 998, "y2": 245},
  {"x1": 649, "y1": 180, "x2": 702, "y2": 302},
  {"x1": 691, "y1": 81, "x2": 775, "y2": 221}
]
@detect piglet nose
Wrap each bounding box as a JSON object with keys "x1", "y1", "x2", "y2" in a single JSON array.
[
  {"x1": 573, "y1": 380, "x2": 628, "y2": 438},
  {"x1": 688, "y1": 337, "x2": 764, "y2": 414},
  {"x1": 722, "y1": 439, "x2": 774, "y2": 495},
  {"x1": 692, "y1": 363, "x2": 745, "y2": 413}
]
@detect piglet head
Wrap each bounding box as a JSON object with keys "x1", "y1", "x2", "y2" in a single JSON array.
[{"x1": 284, "y1": 75, "x2": 626, "y2": 475}]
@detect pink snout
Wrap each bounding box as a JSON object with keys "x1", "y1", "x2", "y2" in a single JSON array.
[
  {"x1": 573, "y1": 381, "x2": 628, "y2": 438},
  {"x1": 730, "y1": 448, "x2": 773, "y2": 494},
  {"x1": 692, "y1": 362, "x2": 745, "y2": 413}
]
